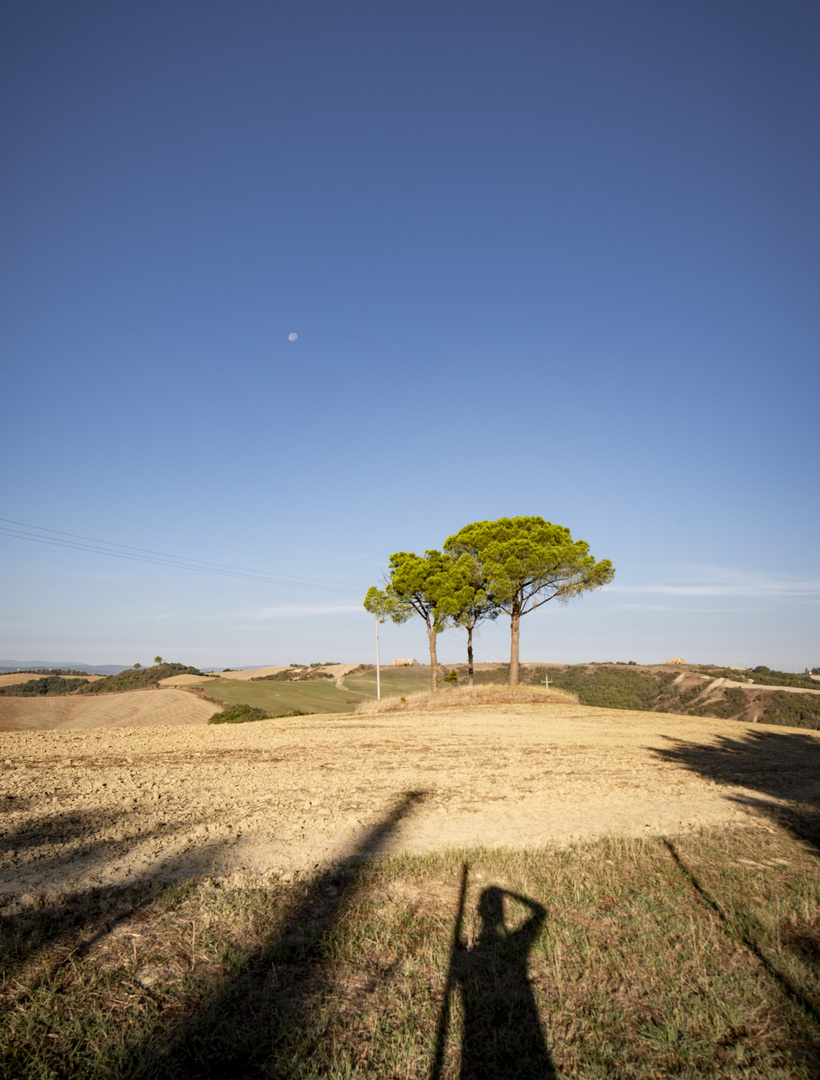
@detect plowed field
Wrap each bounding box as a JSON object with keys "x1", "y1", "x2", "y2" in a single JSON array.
[{"x1": 2, "y1": 703, "x2": 817, "y2": 913}]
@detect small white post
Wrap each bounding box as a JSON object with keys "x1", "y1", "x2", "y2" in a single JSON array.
[
  {"x1": 375, "y1": 614, "x2": 381, "y2": 700},
  {"x1": 544, "y1": 673, "x2": 550, "y2": 691}
]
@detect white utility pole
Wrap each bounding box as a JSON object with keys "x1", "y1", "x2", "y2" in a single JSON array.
[{"x1": 374, "y1": 614, "x2": 381, "y2": 700}]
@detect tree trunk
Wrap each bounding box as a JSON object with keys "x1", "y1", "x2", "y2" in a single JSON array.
[
  {"x1": 509, "y1": 611, "x2": 520, "y2": 686},
  {"x1": 467, "y1": 626, "x2": 474, "y2": 686},
  {"x1": 427, "y1": 625, "x2": 439, "y2": 693}
]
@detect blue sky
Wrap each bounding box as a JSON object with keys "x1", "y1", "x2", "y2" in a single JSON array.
[{"x1": 1, "y1": 1, "x2": 817, "y2": 671}]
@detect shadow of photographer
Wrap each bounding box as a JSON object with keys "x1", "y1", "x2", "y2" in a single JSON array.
[{"x1": 432, "y1": 866, "x2": 555, "y2": 1080}]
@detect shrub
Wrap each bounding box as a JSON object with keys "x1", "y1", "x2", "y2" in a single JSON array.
[
  {"x1": 0, "y1": 676, "x2": 89, "y2": 697},
  {"x1": 692, "y1": 665, "x2": 818, "y2": 691},
  {"x1": 693, "y1": 687, "x2": 747, "y2": 719},
  {"x1": 758, "y1": 692, "x2": 820, "y2": 730},
  {"x1": 208, "y1": 704, "x2": 271, "y2": 725},
  {"x1": 207, "y1": 704, "x2": 311, "y2": 725},
  {"x1": 531, "y1": 665, "x2": 667, "y2": 711}
]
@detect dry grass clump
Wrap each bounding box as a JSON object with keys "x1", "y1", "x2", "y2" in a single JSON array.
[{"x1": 354, "y1": 682, "x2": 578, "y2": 714}]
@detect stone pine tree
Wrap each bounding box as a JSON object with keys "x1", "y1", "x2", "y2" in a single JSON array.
[
  {"x1": 444, "y1": 517, "x2": 615, "y2": 686},
  {"x1": 364, "y1": 550, "x2": 453, "y2": 693},
  {"x1": 440, "y1": 552, "x2": 499, "y2": 686}
]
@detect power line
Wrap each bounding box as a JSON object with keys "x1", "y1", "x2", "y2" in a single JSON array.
[{"x1": 0, "y1": 517, "x2": 366, "y2": 596}]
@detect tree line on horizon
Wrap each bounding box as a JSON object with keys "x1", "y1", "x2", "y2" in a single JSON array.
[{"x1": 364, "y1": 516, "x2": 615, "y2": 691}]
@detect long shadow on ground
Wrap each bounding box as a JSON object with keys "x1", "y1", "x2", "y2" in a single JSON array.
[
  {"x1": 653, "y1": 728, "x2": 820, "y2": 852},
  {"x1": 654, "y1": 729, "x2": 820, "y2": 1028},
  {"x1": 120, "y1": 789, "x2": 428, "y2": 1079},
  {"x1": 0, "y1": 805, "x2": 219, "y2": 980}
]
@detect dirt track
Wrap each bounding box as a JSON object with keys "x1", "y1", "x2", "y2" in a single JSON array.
[{"x1": 2, "y1": 704, "x2": 818, "y2": 912}]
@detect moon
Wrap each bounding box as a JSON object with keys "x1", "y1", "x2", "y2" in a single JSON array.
[{"x1": 288, "y1": 332, "x2": 298, "y2": 342}]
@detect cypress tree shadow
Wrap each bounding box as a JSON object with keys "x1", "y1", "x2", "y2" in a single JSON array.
[
  {"x1": 432, "y1": 867, "x2": 555, "y2": 1080},
  {"x1": 122, "y1": 789, "x2": 427, "y2": 1079}
]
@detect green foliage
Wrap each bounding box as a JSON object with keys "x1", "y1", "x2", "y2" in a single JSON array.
[
  {"x1": 207, "y1": 704, "x2": 271, "y2": 725},
  {"x1": 472, "y1": 663, "x2": 820, "y2": 728},
  {"x1": 445, "y1": 517, "x2": 614, "y2": 684},
  {"x1": 363, "y1": 585, "x2": 407, "y2": 624},
  {"x1": 749, "y1": 666, "x2": 820, "y2": 690},
  {"x1": 133, "y1": 663, "x2": 142, "y2": 669},
  {"x1": 365, "y1": 550, "x2": 458, "y2": 690},
  {"x1": 154, "y1": 656, "x2": 163, "y2": 664},
  {"x1": 368, "y1": 520, "x2": 614, "y2": 687},
  {"x1": 758, "y1": 692, "x2": 820, "y2": 730},
  {"x1": 444, "y1": 517, "x2": 615, "y2": 616},
  {"x1": 692, "y1": 687, "x2": 747, "y2": 719},
  {"x1": 208, "y1": 703, "x2": 311, "y2": 724},
  {"x1": 365, "y1": 551, "x2": 454, "y2": 634},
  {"x1": 520, "y1": 665, "x2": 669, "y2": 711},
  {"x1": 692, "y1": 665, "x2": 819, "y2": 691},
  {"x1": 437, "y1": 552, "x2": 498, "y2": 628},
  {"x1": 78, "y1": 663, "x2": 201, "y2": 694},
  {"x1": 0, "y1": 676, "x2": 89, "y2": 697}
]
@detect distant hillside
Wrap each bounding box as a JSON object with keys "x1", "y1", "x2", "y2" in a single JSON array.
[
  {"x1": 0, "y1": 663, "x2": 203, "y2": 698},
  {"x1": 77, "y1": 663, "x2": 201, "y2": 694},
  {"x1": 470, "y1": 663, "x2": 820, "y2": 730},
  {"x1": 0, "y1": 661, "x2": 128, "y2": 675}
]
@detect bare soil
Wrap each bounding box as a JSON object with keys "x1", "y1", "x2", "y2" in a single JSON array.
[
  {"x1": 2, "y1": 703, "x2": 817, "y2": 913},
  {"x1": 0, "y1": 689, "x2": 214, "y2": 732}
]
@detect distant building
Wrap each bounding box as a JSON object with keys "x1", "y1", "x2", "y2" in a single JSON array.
[
  {"x1": 393, "y1": 658, "x2": 416, "y2": 666},
  {"x1": 666, "y1": 658, "x2": 686, "y2": 665}
]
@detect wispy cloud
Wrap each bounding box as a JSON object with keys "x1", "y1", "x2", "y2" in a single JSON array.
[
  {"x1": 245, "y1": 605, "x2": 363, "y2": 619},
  {"x1": 614, "y1": 603, "x2": 767, "y2": 613},
  {"x1": 609, "y1": 567, "x2": 820, "y2": 599}
]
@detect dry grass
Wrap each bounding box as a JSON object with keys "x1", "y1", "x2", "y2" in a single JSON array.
[
  {"x1": 2, "y1": 827, "x2": 818, "y2": 1079},
  {"x1": 354, "y1": 682, "x2": 578, "y2": 715}
]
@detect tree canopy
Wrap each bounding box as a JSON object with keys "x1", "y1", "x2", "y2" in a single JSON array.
[
  {"x1": 366, "y1": 518, "x2": 614, "y2": 689},
  {"x1": 364, "y1": 550, "x2": 454, "y2": 692},
  {"x1": 438, "y1": 551, "x2": 499, "y2": 685},
  {"x1": 444, "y1": 517, "x2": 615, "y2": 684}
]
